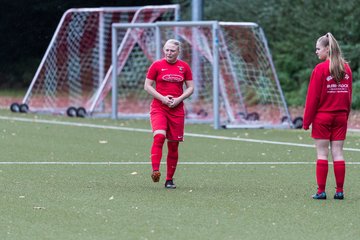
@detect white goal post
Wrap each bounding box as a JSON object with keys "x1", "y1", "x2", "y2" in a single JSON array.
[
  {"x1": 21, "y1": 5, "x2": 180, "y2": 115},
  {"x1": 106, "y1": 21, "x2": 293, "y2": 129}
]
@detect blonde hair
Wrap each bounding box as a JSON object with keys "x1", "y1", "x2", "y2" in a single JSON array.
[
  {"x1": 163, "y1": 39, "x2": 181, "y2": 51},
  {"x1": 317, "y1": 32, "x2": 346, "y2": 83}
]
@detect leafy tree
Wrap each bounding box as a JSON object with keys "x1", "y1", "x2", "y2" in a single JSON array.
[
  {"x1": 172, "y1": 0, "x2": 360, "y2": 108},
  {"x1": 0, "y1": 0, "x2": 171, "y2": 88},
  {"x1": 2, "y1": 0, "x2": 359, "y2": 109}
]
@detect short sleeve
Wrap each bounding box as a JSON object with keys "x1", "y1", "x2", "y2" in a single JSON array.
[
  {"x1": 184, "y1": 62, "x2": 193, "y2": 81},
  {"x1": 146, "y1": 62, "x2": 158, "y2": 80}
]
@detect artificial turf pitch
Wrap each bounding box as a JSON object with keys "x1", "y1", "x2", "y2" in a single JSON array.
[{"x1": 0, "y1": 111, "x2": 359, "y2": 239}]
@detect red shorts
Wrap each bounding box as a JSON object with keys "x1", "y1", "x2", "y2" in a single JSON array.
[
  {"x1": 311, "y1": 112, "x2": 348, "y2": 140},
  {"x1": 150, "y1": 103, "x2": 185, "y2": 141}
]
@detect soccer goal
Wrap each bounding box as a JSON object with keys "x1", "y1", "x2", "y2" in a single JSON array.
[
  {"x1": 102, "y1": 21, "x2": 293, "y2": 129},
  {"x1": 20, "y1": 5, "x2": 179, "y2": 116}
]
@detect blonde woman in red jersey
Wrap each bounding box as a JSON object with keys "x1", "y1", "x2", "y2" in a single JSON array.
[
  {"x1": 303, "y1": 33, "x2": 352, "y2": 200},
  {"x1": 144, "y1": 39, "x2": 194, "y2": 189}
]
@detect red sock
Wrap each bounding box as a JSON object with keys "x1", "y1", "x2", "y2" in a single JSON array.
[
  {"x1": 333, "y1": 160, "x2": 345, "y2": 193},
  {"x1": 316, "y1": 159, "x2": 328, "y2": 193},
  {"x1": 166, "y1": 141, "x2": 179, "y2": 180},
  {"x1": 150, "y1": 134, "x2": 166, "y2": 171}
]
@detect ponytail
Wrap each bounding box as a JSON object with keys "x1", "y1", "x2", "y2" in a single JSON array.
[{"x1": 326, "y1": 33, "x2": 346, "y2": 83}]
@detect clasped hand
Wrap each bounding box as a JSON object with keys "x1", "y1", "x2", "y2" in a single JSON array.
[{"x1": 162, "y1": 95, "x2": 179, "y2": 108}]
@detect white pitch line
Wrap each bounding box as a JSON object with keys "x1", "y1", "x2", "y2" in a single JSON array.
[
  {"x1": 1, "y1": 116, "x2": 360, "y2": 152},
  {"x1": 0, "y1": 161, "x2": 359, "y2": 165},
  {"x1": 0, "y1": 116, "x2": 152, "y2": 133}
]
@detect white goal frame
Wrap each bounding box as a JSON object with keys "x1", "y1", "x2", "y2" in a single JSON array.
[
  {"x1": 21, "y1": 5, "x2": 180, "y2": 115},
  {"x1": 108, "y1": 21, "x2": 293, "y2": 129}
]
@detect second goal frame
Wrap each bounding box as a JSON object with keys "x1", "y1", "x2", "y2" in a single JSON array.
[
  {"x1": 107, "y1": 21, "x2": 293, "y2": 129},
  {"x1": 111, "y1": 21, "x2": 221, "y2": 128}
]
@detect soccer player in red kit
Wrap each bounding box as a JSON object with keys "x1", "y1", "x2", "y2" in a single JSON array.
[
  {"x1": 303, "y1": 33, "x2": 352, "y2": 200},
  {"x1": 144, "y1": 39, "x2": 194, "y2": 189}
]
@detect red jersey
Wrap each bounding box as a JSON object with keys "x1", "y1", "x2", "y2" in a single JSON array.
[
  {"x1": 146, "y1": 58, "x2": 193, "y2": 109},
  {"x1": 303, "y1": 59, "x2": 352, "y2": 129}
]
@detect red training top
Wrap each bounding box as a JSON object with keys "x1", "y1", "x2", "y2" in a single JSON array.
[
  {"x1": 146, "y1": 58, "x2": 193, "y2": 109},
  {"x1": 303, "y1": 59, "x2": 352, "y2": 129}
]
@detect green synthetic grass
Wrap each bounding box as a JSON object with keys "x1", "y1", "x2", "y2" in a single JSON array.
[
  {"x1": 0, "y1": 89, "x2": 26, "y2": 97},
  {"x1": 0, "y1": 110, "x2": 360, "y2": 240}
]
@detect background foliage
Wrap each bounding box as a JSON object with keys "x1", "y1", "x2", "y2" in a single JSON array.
[
  {"x1": 0, "y1": 0, "x2": 170, "y2": 88},
  {"x1": 0, "y1": 0, "x2": 359, "y2": 108},
  {"x1": 174, "y1": 0, "x2": 360, "y2": 108}
]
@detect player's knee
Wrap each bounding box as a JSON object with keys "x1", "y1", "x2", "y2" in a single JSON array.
[
  {"x1": 331, "y1": 149, "x2": 343, "y2": 160},
  {"x1": 332, "y1": 153, "x2": 344, "y2": 161},
  {"x1": 153, "y1": 134, "x2": 166, "y2": 146},
  {"x1": 167, "y1": 141, "x2": 179, "y2": 152}
]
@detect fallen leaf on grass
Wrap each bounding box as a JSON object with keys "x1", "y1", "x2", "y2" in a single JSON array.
[{"x1": 33, "y1": 206, "x2": 46, "y2": 210}]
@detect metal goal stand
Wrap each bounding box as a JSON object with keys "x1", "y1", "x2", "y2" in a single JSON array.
[
  {"x1": 12, "y1": 5, "x2": 180, "y2": 118},
  {"x1": 106, "y1": 21, "x2": 300, "y2": 129}
]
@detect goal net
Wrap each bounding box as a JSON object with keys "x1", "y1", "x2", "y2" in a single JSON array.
[
  {"x1": 103, "y1": 21, "x2": 292, "y2": 128},
  {"x1": 22, "y1": 5, "x2": 179, "y2": 114}
]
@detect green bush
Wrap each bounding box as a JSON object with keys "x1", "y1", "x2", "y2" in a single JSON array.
[{"x1": 351, "y1": 71, "x2": 360, "y2": 109}]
